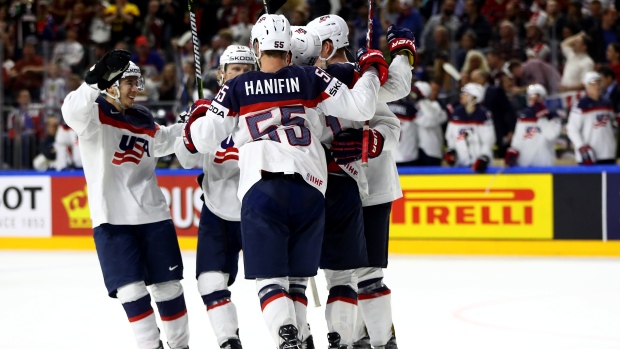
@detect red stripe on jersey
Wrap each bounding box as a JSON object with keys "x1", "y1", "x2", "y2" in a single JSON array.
[
  {"x1": 160, "y1": 309, "x2": 187, "y2": 321},
  {"x1": 207, "y1": 299, "x2": 232, "y2": 311},
  {"x1": 518, "y1": 118, "x2": 538, "y2": 123},
  {"x1": 239, "y1": 96, "x2": 325, "y2": 116},
  {"x1": 358, "y1": 289, "x2": 391, "y2": 300},
  {"x1": 99, "y1": 109, "x2": 157, "y2": 137},
  {"x1": 580, "y1": 106, "x2": 614, "y2": 113},
  {"x1": 128, "y1": 308, "x2": 154, "y2": 322}
]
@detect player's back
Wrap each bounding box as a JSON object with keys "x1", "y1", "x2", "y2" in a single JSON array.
[{"x1": 222, "y1": 65, "x2": 334, "y2": 199}]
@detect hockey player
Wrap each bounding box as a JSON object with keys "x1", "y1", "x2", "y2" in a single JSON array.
[
  {"x1": 445, "y1": 83, "x2": 496, "y2": 173},
  {"x1": 306, "y1": 16, "x2": 415, "y2": 349},
  {"x1": 54, "y1": 122, "x2": 82, "y2": 170},
  {"x1": 390, "y1": 81, "x2": 447, "y2": 167},
  {"x1": 61, "y1": 51, "x2": 189, "y2": 349},
  {"x1": 182, "y1": 14, "x2": 388, "y2": 349},
  {"x1": 174, "y1": 45, "x2": 255, "y2": 349},
  {"x1": 566, "y1": 72, "x2": 617, "y2": 165},
  {"x1": 505, "y1": 84, "x2": 562, "y2": 167}
]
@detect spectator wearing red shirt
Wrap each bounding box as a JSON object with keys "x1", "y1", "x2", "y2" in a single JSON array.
[
  {"x1": 130, "y1": 35, "x2": 164, "y2": 78},
  {"x1": 9, "y1": 42, "x2": 44, "y2": 101}
]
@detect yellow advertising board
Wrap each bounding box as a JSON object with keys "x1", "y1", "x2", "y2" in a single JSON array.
[{"x1": 391, "y1": 174, "x2": 553, "y2": 239}]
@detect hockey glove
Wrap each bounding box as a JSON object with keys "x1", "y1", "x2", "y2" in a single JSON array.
[
  {"x1": 356, "y1": 48, "x2": 389, "y2": 85},
  {"x1": 505, "y1": 148, "x2": 519, "y2": 167},
  {"x1": 331, "y1": 128, "x2": 384, "y2": 164},
  {"x1": 472, "y1": 155, "x2": 490, "y2": 173},
  {"x1": 444, "y1": 148, "x2": 457, "y2": 166},
  {"x1": 579, "y1": 145, "x2": 596, "y2": 165},
  {"x1": 182, "y1": 100, "x2": 211, "y2": 154},
  {"x1": 386, "y1": 25, "x2": 418, "y2": 67},
  {"x1": 84, "y1": 49, "x2": 131, "y2": 90}
]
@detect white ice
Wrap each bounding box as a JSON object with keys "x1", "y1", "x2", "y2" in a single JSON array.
[{"x1": 1, "y1": 251, "x2": 620, "y2": 349}]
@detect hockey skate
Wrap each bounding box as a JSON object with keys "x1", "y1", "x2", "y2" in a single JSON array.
[
  {"x1": 351, "y1": 336, "x2": 371, "y2": 349},
  {"x1": 301, "y1": 334, "x2": 314, "y2": 349},
  {"x1": 220, "y1": 338, "x2": 242, "y2": 349},
  {"x1": 327, "y1": 332, "x2": 347, "y2": 349},
  {"x1": 278, "y1": 324, "x2": 302, "y2": 349}
]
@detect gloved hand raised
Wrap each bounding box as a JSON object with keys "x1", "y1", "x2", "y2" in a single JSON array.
[{"x1": 85, "y1": 49, "x2": 131, "y2": 90}]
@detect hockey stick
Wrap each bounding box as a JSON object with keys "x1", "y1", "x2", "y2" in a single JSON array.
[
  {"x1": 361, "y1": 0, "x2": 374, "y2": 167},
  {"x1": 187, "y1": 0, "x2": 204, "y2": 99},
  {"x1": 309, "y1": 275, "x2": 321, "y2": 307},
  {"x1": 484, "y1": 166, "x2": 506, "y2": 195}
]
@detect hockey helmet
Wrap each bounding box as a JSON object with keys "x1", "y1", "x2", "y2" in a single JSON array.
[
  {"x1": 307, "y1": 15, "x2": 349, "y2": 50},
  {"x1": 526, "y1": 84, "x2": 547, "y2": 99},
  {"x1": 413, "y1": 81, "x2": 431, "y2": 99},
  {"x1": 115, "y1": 61, "x2": 144, "y2": 92},
  {"x1": 250, "y1": 14, "x2": 291, "y2": 58},
  {"x1": 461, "y1": 83, "x2": 485, "y2": 104},
  {"x1": 290, "y1": 26, "x2": 322, "y2": 66},
  {"x1": 220, "y1": 45, "x2": 256, "y2": 67}
]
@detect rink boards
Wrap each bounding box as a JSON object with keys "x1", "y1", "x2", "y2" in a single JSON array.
[{"x1": 1, "y1": 167, "x2": 620, "y2": 256}]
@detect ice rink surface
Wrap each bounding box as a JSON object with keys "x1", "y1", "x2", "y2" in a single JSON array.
[{"x1": 2, "y1": 251, "x2": 620, "y2": 349}]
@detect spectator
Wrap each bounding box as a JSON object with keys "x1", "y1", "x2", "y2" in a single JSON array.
[
  {"x1": 456, "y1": 29, "x2": 477, "y2": 70},
  {"x1": 471, "y1": 69, "x2": 517, "y2": 157},
  {"x1": 353, "y1": 3, "x2": 383, "y2": 51},
  {"x1": 217, "y1": 0, "x2": 238, "y2": 29},
  {"x1": 51, "y1": 26, "x2": 85, "y2": 74},
  {"x1": 605, "y1": 43, "x2": 620, "y2": 82},
  {"x1": 90, "y1": 2, "x2": 111, "y2": 45},
  {"x1": 33, "y1": 117, "x2": 59, "y2": 171},
  {"x1": 63, "y1": 1, "x2": 91, "y2": 44},
  {"x1": 456, "y1": 0, "x2": 492, "y2": 48},
  {"x1": 588, "y1": 7, "x2": 620, "y2": 63},
  {"x1": 413, "y1": 81, "x2": 447, "y2": 166},
  {"x1": 157, "y1": 63, "x2": 179, "y2": 105},
  {"x1": 482, "y1": 0, "x2": 511, "y2": 25},
  {"x1": 487, "y1": 49, "x2": 507, "y2": 86},
  {"x1": 599, "y1": 65, "x2": 620, "y2": 113},
  {"x1": 494, "y1": 19, "x2": 524, "y2": 61},
  {"x1": 461, "y1": 50, "x2": 490, "y2": 76},
  {"x1": 560, "y1": 32, "x2": 594, "y2": 92},
  {"x1": 508, "y1": 58, "x2": 562, "y2": 95},
  {"x1": 40, "y1": 63, "x2": 66, "y2": 116},
  {"x1": 525, "y1": 11, "x2": 551, "y2": 62},
  {"x1": 141, "y1": 0, "x2": 164, "y2": 49},
  {"x1": 230, "y1": 7, "x2": 253, "y2": 46},
  {"x1": 48, "y1": 0, "x2": 74, "y2": 24},
  {"x1": 5, "y1": 89, "x2": 42, "y2": 169},
  {"x1": 421, "y1": 0, "x2": 459, "y2": 50},
  {"x1": 506, "y1": 84, "x2": 562, "y2": 167},
  {"x1": 422, "y1": 25, "x2": 450, "y2": 67},
  {"x1": 394, "y1": 0, "x2": 423, "y2": 41},
  {"x1": 545, "y1": 0, "x2": 567, "y2": 40},
  {"x1": 36, "y1": 1, "x2": 58, "y2": 41},
  {"x1": 104, "y1": 0, "x2": 140, "y2": 43},
  {"x1": 9, "y1": 42, "x2": 44, "y2": 101},
  {"x1": 504, "y1": 0, "x2": 527, "y2": 39},
  {"x1": 131, "y1": 35, "x2": 164, "y2": 78},
  {"x1": 583, "y1": 0, "x2": 605, "y2": 30},
  {"x1": 389, "y1": 86, "x2": 420, "y2": 167},
  {"x1": 566, "y1": 0, "x2": 585, "y2": 32},
  {"x1": 567, "y1": 72, "x2": 616, "y2": 164}
]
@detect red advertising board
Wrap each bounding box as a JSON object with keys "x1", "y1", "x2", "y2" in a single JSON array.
[{"x1": 51, "y1": 175, "x2": 201, "y2": 236}]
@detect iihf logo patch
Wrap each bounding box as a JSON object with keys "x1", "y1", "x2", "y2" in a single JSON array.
[
  {"x1": 214, "y1": 136, "x2": 239, "y2": 164},
  {"x1": 319, "y1": 15, "x2": 330, "y2": 22},
  {"x1": 523, "y1": 126, "x2": 541, "y2": 139},
  {"x1": 594, "y1": 114, "x2": 609, "y2": 128},
  {"x1": 112, "y1": 135, "x2": 150, "y2": 165}
]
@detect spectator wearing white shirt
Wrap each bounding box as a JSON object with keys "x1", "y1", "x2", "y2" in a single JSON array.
[
  {"x1": 560, "y1": 31, "x2": 595, "y2": 92},
  {"x1": 52, "y1": 26, "x2": 85, "y2": 74}
]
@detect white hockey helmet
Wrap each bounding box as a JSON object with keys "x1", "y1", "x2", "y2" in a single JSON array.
[
  {"x1": 250, "y1": 14, "x2": 291, "y2": 59},
  {"x1": 526, "y1": 84, "x2": 547, "y2": 99},
  {"x1": 307, "y1": 15, "x2": 349, "y2": 49},
  {"x1": 413, "y1": 81, "x2": 431, "y2": 98},
  {"x1": 220, "y1": 45, "x2": 256, "y2": 67},
  {"x1": 290, "y1": 26, "x2": 322, "y2": 66},
  {"x1": 461, "y1": 82, "x2": 485, "y2": 104},
  {"x1": 115, "y1": 61, "x2": 144, "y2": 91}
]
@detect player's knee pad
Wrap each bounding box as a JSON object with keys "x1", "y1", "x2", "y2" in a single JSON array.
[
  {"x1": 325, "y1": 269, "x2": 357, "y2": 291},
  {"x1": 355, "y1": 267, "x2": 384, "y2": 283},
  {"x1": 116, "y1": 281, "x2": 149, "y2": 304},
  {"x1": 197, "y1": 271, "x2": 230, "y2": 296},
  {"x1": 150, "y1": 280, "x2": 184, "y2": 302},
  {"x1": 256, "y1": 277, "x2": 288, "y2": 297}
]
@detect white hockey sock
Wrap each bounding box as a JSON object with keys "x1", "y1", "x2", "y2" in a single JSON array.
[
  {"x1": 358, "y1": 276, "x2": 393, "y2": 347},
  {"x1": 257, "y1": 278, "x2": 297, "y2": 346},
  {"x1": 289, "y1": 277, "x2": 311, "y2": 342},
  {"x1": 151, "y1": 281, "x2": 190, "y2": 349},
  {"x1": 352, "y1": 305, "x2": 367, "y2": 343},
  {"x1": 117, "y1": 282, "x2": 161, "y2": 349},
  {"x1": 324, "y1": 269, "x2": 359, "y2": 347},
  {"x1": 198, "y1": 272, "x2": 239, "y2": 346}
]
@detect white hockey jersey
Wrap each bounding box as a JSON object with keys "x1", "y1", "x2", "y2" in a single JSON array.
[
  {"x1": 511, "y1": 102, "x2": 562, "y2": 166},
  {"x1": 322, "y1": 56, "x2": 411, "y2": 207},
  {"x1": 388, "y1": 94, "x2": 419, "y2": 163},
  {"x1": 445, "y1": 105, "x2": 496, "y2": 166},
  {"x1": 54, "y1": 123, "x2": 82, "y2": 171},
  {"x1": 190, "y1": 65, "x2": 380, "y2": 201},
  {"x1": 415, "y1": 98, "x2": 447, "y2": 159},
  {"x1": 175, "y1": 99, "x2": 242, "y2": 221},
  {"x1": 566, "y1": 96, "x2": 617, "y2": 162},
  {"x1": 62, "y1": 83, "x2": 183, "y2": 227}
]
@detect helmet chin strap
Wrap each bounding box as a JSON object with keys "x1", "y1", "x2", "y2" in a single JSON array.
[
  {"x1": 318, "y1": 45, "x2": 336, "y2": 69},
  {"x1": 103, "y1": 86, "x2": 127, "y2": 110}
]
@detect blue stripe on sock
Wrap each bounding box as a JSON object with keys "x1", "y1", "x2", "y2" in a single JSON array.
[
  {"x1": 201, "y1": 289, "x2": 232, "y2": 307},
  {"x1": 156, "y1": 294, "x2": 187, "y2": 318},
  {"x1": 122, "y1": 294, "x2": 153, "y2": 319}
]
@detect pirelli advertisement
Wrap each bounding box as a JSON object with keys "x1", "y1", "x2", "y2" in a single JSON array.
[{"x1": 0, "y1": 170, "x2": 615, "y2": 241}]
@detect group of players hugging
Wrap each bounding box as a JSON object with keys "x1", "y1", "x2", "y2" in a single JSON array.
[{"x1": 62, "y1": 11, "x2": 419, "y2": 349}]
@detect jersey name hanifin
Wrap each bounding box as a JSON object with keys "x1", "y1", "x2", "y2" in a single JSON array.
[{"x1": 244, "y1": 77, "x2": 301, "y2": 95}]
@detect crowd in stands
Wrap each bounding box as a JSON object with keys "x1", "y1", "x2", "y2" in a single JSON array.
[{"x1": 1, "y1": 0, "x2": 620, "y2": 170}]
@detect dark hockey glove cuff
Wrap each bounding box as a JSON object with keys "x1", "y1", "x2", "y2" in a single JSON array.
[
  {"x1": 505, "y1": 148, "x2": 519, "y2": 167},
  {"x1": 472, "y1": 155, "x2": 490, "y2": 173},
  {"x1": 579, "y1": 145, "x2": 596, "y2": 165},
  {"x1": 444, "y1": 148, "x2": 457, "y2": 166},
  {"x1": 356, "y1": 48, "x2": 389, "y2": 85}
]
